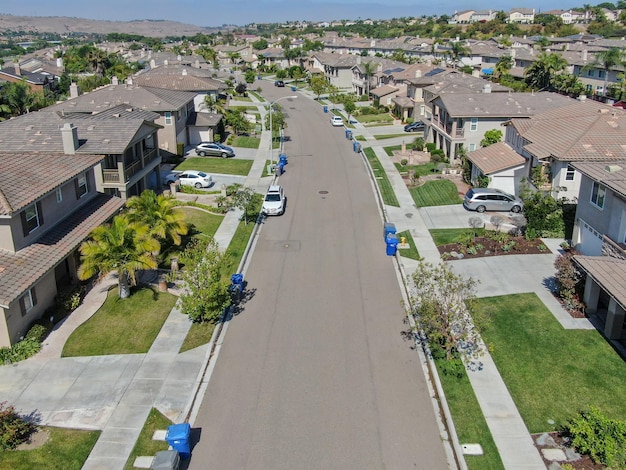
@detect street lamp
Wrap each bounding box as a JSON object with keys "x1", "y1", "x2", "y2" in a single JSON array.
[{"x1": 269, "y1": 95, "x2": 297, "y2": 164}]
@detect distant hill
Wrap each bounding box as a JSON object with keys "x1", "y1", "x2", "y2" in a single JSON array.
[{"x1": 0, "y1": 14, "x2": 221, "y2": 37}]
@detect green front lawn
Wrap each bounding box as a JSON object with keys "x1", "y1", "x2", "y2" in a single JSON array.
[
  {"x1": 62, "y1": 288, "x2": 177, "y2": 357},
  {"x1": 176, "y1": 157, "x2": 253, "y2": 176},
  {"x1": 478, "y1": 293, "x2": 626, "y2": 433},
  {"x1": 229, "y1": 135, "x2": 260, "y2": 149},
  {"x1": 358, "y1": 113, "x2": 394, "y2": 123},
  {"x1": 180, "y1": 207, "x2": 223, "y2": 239},
  {"x1": 430, "y1": 228, "x2": 486, "y2": 246},
  {"x1": 124, "y1": 409, "x2": 172, "y2": 470},
  {"x1": 384, "y1": 143, "x2": 419, "y2": 156},
  {"x1": 395, "y1": 162, "x2": 440, "y2": 176},
  {"x1": 409, "y1": 180, "x2": 462, "y2": 207},
  {"x1": 363, "y1": 147, "x2": 400, "y2": 207},
  {"x1": 373, "y1": 134, "x2": 406, "y2": 140},
  {"x1": 1, "y1": 427, "x2": 100, "y2": 470}
]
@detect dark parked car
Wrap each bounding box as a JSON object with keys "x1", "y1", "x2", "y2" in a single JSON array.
[
  {"x1": 404, "y1": 120, "x2": 425, "y2": 132},
  {"x1": 195, "y1": 142, "x2": 235, "y2": 158},
  {"x1": 274, "y1": 80, "x2": 285, "y2": 87}
]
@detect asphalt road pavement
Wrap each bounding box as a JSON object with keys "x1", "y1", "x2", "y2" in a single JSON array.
[{"x1": 188, "y1": 87, "x2": 451, "y2": 470}]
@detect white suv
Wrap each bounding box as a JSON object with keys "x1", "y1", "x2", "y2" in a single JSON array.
[
  {"x1": 330, "y1": 115, "x2": 344, "y2": 126},
  {"x1": 262, "y1": 185, "x2": 286, "y2": 216}
]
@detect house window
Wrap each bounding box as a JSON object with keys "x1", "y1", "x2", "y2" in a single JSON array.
[
  {"x1": 165, "y1": 112, "x2": 172, "y2": 125},
  {"x1": 598, "y1": 70, "x2": 606, "y2": 79},
  {"x1": 19, "y1": 288, "x2": 37, "y2": 316},
  {"x1": 75, "y1": 174, "x2": 88, "y2": 199},
  {"x1": 590, "y1": 181, "x2": 606, "y2": 209},
  {"x1": 470, "y1": 118, "x2": 478, "y2": 131},
  {"x1": 587, "y1": 69, "x2": 595, "y2": 77},
  {"x1": 56, "y1": 187, "x2": 63, "y2": 203},
  {"x1": 469, "y1": 143, "x2": 476, "y2": 151},
  {"x1": 21, "y1": 202, "x2": 42, "y2": 235},
  {"x1": 565, "y1": 165, "x2": 575, "y2": 181}
]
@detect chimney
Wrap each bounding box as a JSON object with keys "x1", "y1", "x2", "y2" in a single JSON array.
[
  {"x1": 578, "y1": 94, "x2": 587, "y2": 101},
  {"x1": 14, "y1": 61, "x2": 20, "y2": 76},
  {"x1": 61, "y1": 123, "x2": 79, "y2": 154},
  {"x1": 177, "y1": 54, "x2": 182, "y2": 61},
  {"x1": 111, "y1": 76, "x2": 119, "y2": 85},
  {"x1": 472, "y1": 69, "x2": 479, "y2": 77},
  {"x1": 356, "y1": 56, "x2": 361, "y2": 64},
  {"x1": 126, "y1": 76, "x2": 133, "y2": 85},
  {"x1": 195, "y1": 59, "x2": 199, "y2": 68},
  {"x1": 150, "y1": 59, "x2": 156, "y2": 68},
  {"x1": 415, "y1": 69, "x2": 422, "y2": 78},
  {"x1": 69, "y1": 82, "x2": 80, "y2": 98},
  {"x1": 582, "y1": 49, "x2": 588, "y2": 61},
  {"x1": 164, "y1": 60, "x2": 169, "y2": 66},
  {"x1": 370, "y1": 39, "x2": 376, "y2": 47},
  {"x1": 56, "y1": 57, "x2": 63, "y2": 69},
  {"x1": 182, "y1": 68, "x2": 187, "y2": 75},
  {"x1": 483, "y1": 83, "x2": 492, "y2": 93}
]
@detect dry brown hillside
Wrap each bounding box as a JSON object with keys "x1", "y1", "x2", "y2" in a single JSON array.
[{"x1": 0, "y1": 14, "x2": 217, "y2": 37}]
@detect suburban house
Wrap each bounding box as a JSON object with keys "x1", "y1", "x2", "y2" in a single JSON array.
[
  {"x1": 504, "y1": 99, "x2": 626, "y2": 201},
  {"x1": 0, "y1": 104, "x2": 164, "y2": 200},
  {"x1": 568, "y1": 161, "x2": 626, "y2": 343},
  {"x1": 44, "y1": 82, "x2": 197, "y2": 159},
  {"x1": 450, "y1": 10, "x2": 475, "y2": 23},
  {"x1": 394, "y1": 67, "x2": 451, "y2": 122},
  {"x1": 0, "y1": 63, "x2": 56, "y2": 93},
  {"x1": 0, "y1": 149, "x2": 124, "y2": 347},
  {"x1": 508, "y1": 8, "x2": 535, "y2": 23},
  {"x1": 427, "y1": 90, "x2": 573, "y2": 163},
  {"x1": 465, "y1": 142, "x2": 526, "y2": 194},
  {"x1": 310, "y1": 52, "x2": 359, "y2": 90}
]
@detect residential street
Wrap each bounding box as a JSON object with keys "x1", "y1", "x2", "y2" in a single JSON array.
[{"x1": 188, "y1": 86, "x2": 452, "y2": 469}]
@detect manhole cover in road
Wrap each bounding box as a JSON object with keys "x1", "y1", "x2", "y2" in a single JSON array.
[
  {"x1": 318, "y1": 190, "x2": 329, "y2": 195},
  {"x1": 405, "y1": 213, "x2": 414, "y2": 218}
]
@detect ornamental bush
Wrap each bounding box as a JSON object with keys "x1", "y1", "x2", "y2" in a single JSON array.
[{"x1": 0, "y1": 401, "x2": 36, "y2": 450}]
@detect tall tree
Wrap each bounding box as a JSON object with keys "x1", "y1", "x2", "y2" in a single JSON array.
[
  {"x1": 584, "y1": 47, "x2": 626, "y2": 96},
  {"x1": 447, "y1": 40, "x2": 470, "y2": 69},
  {"x1": 493, "y1": 55, "x2": 513, "y2": 81},
  {"x1": 125, "y1": 190, "x2": 188, "y2": 246},
  {"x1": 310, "y1": 75, "x2": 329, "y2": 99},
  {"x1": 524, "y1": 52, "x2": 568, "y2": 90},
  {"x1": 77, "y1": 215, "x2": 159, "y2": 299}
]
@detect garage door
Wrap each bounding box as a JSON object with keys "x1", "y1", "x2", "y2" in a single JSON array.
[{"x1": 578, "y1": 220, "x2": 603, "y2": 255}]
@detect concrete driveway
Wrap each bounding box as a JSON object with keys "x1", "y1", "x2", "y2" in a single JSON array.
[{"x1": 419, "y1": 204, "x2": 525, "y2": 230}]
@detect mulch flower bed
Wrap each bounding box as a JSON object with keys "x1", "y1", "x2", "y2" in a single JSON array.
[{"x1": 438, "y1": 236, "x2": 549, "y2": 260}]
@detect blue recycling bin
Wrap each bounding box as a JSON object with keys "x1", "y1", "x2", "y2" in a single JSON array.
[
  {"x1": 323, "y1": 105, "x2": 328, "y2": 113},
  {"x1": 346, "y1": 130, "x2": 353, "y2": 140},
  {"x1": 231, "y1": 273, "x2": 243, "y2": 286},
  {"x1": 291, "y1": 86, "x2": 297, "y2": 91},
  {"x1": 279, "y1": 154, "x2": 287, "y2": 165},
  {"x1": 166, "y1": 423, "x2": 191, "y2": 459},
  {"x1": 385, "y1": 233, "x2": 399, "y2": 256},
  {"x1": 383, "y1": 222, "x2": 397, "y2": 240},
  {"x1": 353, "y1": 141, "x2": 361, "y2": 153}
]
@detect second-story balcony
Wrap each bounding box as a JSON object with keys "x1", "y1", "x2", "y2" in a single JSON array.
[
  {"x1": 431, "y1": 115, "x2": 464, "y2": 138},
  {"x1": 102, "y1": 148, "x2": 159, "y2": 184}
]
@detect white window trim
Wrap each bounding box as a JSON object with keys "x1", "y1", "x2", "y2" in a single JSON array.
[
  {"x1": 165, "y1": 112, "x2": 172, "y2": 125},
  {"x1": 25, "y1": 203, "x2": 40, "y2": 233},
  {"x1": 21, "y1": 290, "x2": 34, "y2": 315},
  {"x1": 470, "y1": 118, "x2": 478, "y2": 131},
  {"x1": 590, "y1": 181, "x2": 606, "y2": 209},
  {"x1": 77, "y1": 174, "x2": 88, "y2": 198},
  {"x1": 56, "y1": 187, "x2": 63, "y2": 203}
]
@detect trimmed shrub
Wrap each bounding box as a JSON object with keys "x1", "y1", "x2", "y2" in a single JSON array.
[{"x1": 0, "y1": 401, "x2": 37, "y2": 450}]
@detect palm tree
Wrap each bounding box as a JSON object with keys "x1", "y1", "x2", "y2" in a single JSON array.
[
  {"x1": 362, "y1": 60, "x2": 375, "y2": 98},
  {"x1": 77, "y1": 215, "x2": 159, "y2": 298},
  {"x1": 86, "y1": 47, "x2": 108, "y2": 77},
  {"x1": 448, "y1": 40, "x2": 470, "y2": 69},
  {"x1": 125, "y1": 190, "x2": 188, "y2": 246},
  {"x1": 524, "y1": 52, "x2": 568, "y2": 90},
  {"x1": 584, "y1": 47, "x2": 626, "y2": 97},
  {"x1": 494, "y1": 55, "x2": 514, "y2": 80}
]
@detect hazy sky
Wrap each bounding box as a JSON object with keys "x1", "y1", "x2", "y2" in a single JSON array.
[{"x1": 7, "y1": 1, "x2": 580, "y2": 27}]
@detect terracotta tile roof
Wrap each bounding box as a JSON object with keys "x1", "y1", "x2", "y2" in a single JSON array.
[
  {"x1": 44, "y1": 84, "x2": 196, "y2": 114},
  {"x1": 370, "y1": 85, "x2": 399, "y2": 97},
  {"x1": 423, "y1": 71, "x2": 511, "y2": 95},
  {"x1": 0, "y1": 193, "x2": 124, "y2": 308},
  {"x1": 437, "y1": 91, "x2": 573, "y2": 118},
  {"x1": 466, "y1": 142, "x2": 526, "y2": 174},
  {"x1": 0, "y1": 151, "x2": 105, "y2": 215},
  {"x1": 574, "y1": 255, "x2": 626, "y2": 311},
  {"x1": 570, "y1": 160, "x2": 626, "y2": 198},
  {"x1": 0, "y1": 107, "x2": 158, "y2": 156},
  {"x1": 511, "y1": 100, "x2": 626, "y2": 162},
  {"x1": 187, "y1": 112, "x2": 222, "y2": 126},
  {"x1": 133, "y1": 71, "x2": 226, "y2": 92}
]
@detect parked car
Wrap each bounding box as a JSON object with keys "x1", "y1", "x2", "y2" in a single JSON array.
[
  {"x1": 262, "y1": 185, "x2": 286, "y2": 216},
  {"x1": 463, "y1": 188, "x2": 523, "y2": 213},
  {"x1": 404, "y1": 120, "x2": 425, "y2": 132},
  {"x1": 195, "y1": 142, "x2": 235, "y2": 158},
  {"x1": 163, "y1": 170, "x2": 213, "y2": 189},
  {"x1": 274, "y1": 80, "x2": 285, "y2": 87},
  {"x1": 330, "y1": 115, "x2": 344, "y2": 127}
]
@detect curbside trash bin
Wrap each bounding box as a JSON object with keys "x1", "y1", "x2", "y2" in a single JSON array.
[
  {"x1": 279, "y1": 154, "x2": 288, "y2": 165},
  {"x1": 323, "y1": 105, "x2": 328, "y2": 113},
  {"x1": 385, "y1": 233, "x2": 399, "y2": 256},
  {"x1": 230, "y1": 273, "x2": 244, "y2": 304},
  {"x1": 346, "y1": 130, "x2": 353, "y2": 140},
  {"x1": 291, "y1": 86, "x2": 297, "y2": 92},
  {"x1": 353, "y1": 141, "x2": 361, "y2": 153},
  {"x1": 165, "y1": 423, "x2": 191, "y2": 459},
  {"x1": 151, "y1": 450, "x2": 180, "y2": 470},
  {"x1": 383, "y1": 222, "x2": 397, "y2": 240}
]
